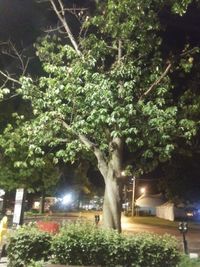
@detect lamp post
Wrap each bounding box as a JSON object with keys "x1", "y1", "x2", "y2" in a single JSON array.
[
  {"x1": 121, "y1": 171, "x2": 136, "y2": 217},
  {"x1": 178, "y1": 221, "x2": 188, "y2": 254},
  {"x1": 131, "y1": 176, "x2": 136, "y2": 217}
]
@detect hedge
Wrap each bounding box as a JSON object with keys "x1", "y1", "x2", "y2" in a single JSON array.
[
  {"x1": 51, "y1": 222, "x2": 181, "y2": 267},
  {"x1": 7, "y1": 222, "x2": 181, "y2": 267},
  {"x1": 7, "y1": 224, "x2": 52, "y2": 267}
]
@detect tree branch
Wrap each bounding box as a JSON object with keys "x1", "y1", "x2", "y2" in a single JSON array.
[
  {"x1": 43, "y1": 23, "x2": 64, "y2": 33},
  {"x1": 139, "y1": 62, "x2": 172, "y2": 100},
  {"x1": 57, "y1": 0, "x2": 65, "y2": 16},
  {"x1": 0, "y1": 70, "x2": 21, "y2": 85},
  {"x1": 50, "y1": 0, "x2": 81, "y2": 55},
  {"x1": 0, "y1": 93, "x2": 19, "y2": 103},
  {"x1": 118, "y1": 39, "x2": 122, "y2": 63},
  {"x1": 0, "y1": 40, "x2": 31, "y2": 80},
  {"x1": 60, "y1": 119, "x2": 108, "y2": 177}
]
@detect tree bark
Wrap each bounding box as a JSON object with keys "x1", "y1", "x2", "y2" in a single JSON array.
[
  {"x1": 103, "y1": 173, "x2": 122, "y2": 232},
  {"x1": 40, "y1": 189, "x2": 45, "y2": 214},
  {"x1": 101, "y1": 137, "x2": 124, "y2": 233}
]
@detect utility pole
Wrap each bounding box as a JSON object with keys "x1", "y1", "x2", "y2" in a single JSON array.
[{"x1": 131, "y1": 176, "x2": 136, "y2": 217}]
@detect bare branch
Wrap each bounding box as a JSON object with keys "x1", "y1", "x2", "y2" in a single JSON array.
[
  {"x1": 0, "y1": 93, "x2": 19, "y2": 103},
  {"x1": 0, "y1": 70, "x2": 21, "y2": 85},
  {"x1": 57, "y1": 0, "x2": 65, "y2": 16},
  {"x1": 63, "y1": 7, "x2": 88, "y2": 12},
  {"x1": 10, "y1": 42, "x2": 25, "y2": 71},
  {"x1": 22, "y1": 58, "x2": 31, "y2": 76},
  {"x1": 67, "y1": 6, "x2": 89, "y2": 24},
  {"x1": 139, "y1": 63, "x2": 172, "y2": 100},
  {"x1": 43, "y1": 23, "x2": 64, "y2": 33},
  {"x1": 181, "y1": 47, "x2": 199, "y2": 57},
  {"x1": 0, "y1": 79, "x2": 8, "y2": 90},
  {"x1": 50, "y1": 0, "x2": 81, "y2": 55},
  {"x1": 0, "y1": 40, "x2": 31, "y2": 78},
  {"x1": 118, "y1": 40, "x2": 122, "y2": 63}
]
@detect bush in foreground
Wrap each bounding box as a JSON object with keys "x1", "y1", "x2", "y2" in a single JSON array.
[
  {"x1": 51, "y1": 222, "x2": 181, "y2": 267},
  {"x1": 7, "y1": 222, "x2": 181, "y2": 267},
  {"x1": 7, "y1": 224, "x2": 52, "y2": 267}
]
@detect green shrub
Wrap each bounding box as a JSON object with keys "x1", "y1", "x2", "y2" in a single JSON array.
[
  {"x1": 51, "y1": 222, "x2": 181, "y2": 267},
  {"x1": 51, "y1": 222, "x2": 109, "y2": 266},
  {"x1": 7, "y1": 224, "x2": 52, "y2": 267},
  {"x1": 179, "y1": 255, "x2": 200, "y2": 267},
  {"x1": 7, "y1": 222, "x2": 181, "y2": 267},
  {"x1": 131, "y1": 233, "x2": 181, "y2": 267}
]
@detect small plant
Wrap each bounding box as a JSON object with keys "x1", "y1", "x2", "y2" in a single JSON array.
[{"x1": 7, "y1": 224, "x2": 52, "y2": 267}]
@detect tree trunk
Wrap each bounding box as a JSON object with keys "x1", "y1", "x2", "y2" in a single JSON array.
[
  {"x1": 77, "y1": 130, "x2": 123, "y2": 232},
  {"x1": 103, "y1": 170, "x2": 122, "y2": 233},
  {"x1": 40, "y1": 190, "x2": 45, "y2": 214}
]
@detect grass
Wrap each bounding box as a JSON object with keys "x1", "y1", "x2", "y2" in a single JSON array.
[
  {"x1": 131, "y1": 216, "x2": 178, "y2": 227},
  {"x1": 129, "y1": 216, "x2": 200, "y2": 230}
]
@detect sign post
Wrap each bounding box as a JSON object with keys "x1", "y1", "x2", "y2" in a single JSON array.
[{"x1": 13, "y1": 188, "x2": 26, "y2": 226}]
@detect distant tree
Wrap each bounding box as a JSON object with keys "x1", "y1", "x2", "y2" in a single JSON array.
[
  {"x1": 159, "y1": 40, "x2": 200, "y2": 203},
  {"x1": 0, "y1": 0, "x2": 199, "y2": 232},
  {"x1": 0, "y1": 147, "x2": 59, "y2": 213},
  {"x1": 159, "y1": 152, "x2": 200, "y2": 203}
]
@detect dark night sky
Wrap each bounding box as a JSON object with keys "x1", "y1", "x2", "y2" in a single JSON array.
[
  {"x1": 0, "y1": 0, "x2": 44, "y2": 45},
  {"x1": 0, "y1": 0, "x2": 200, "y2": 47}
]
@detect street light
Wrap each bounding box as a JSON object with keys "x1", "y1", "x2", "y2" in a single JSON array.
[
  {"x1": 62, "y1": 193, "x2": 72, "y2": 205},
  {"x1": 140, "y1": 187, "x2": 146, "y2": 194}
]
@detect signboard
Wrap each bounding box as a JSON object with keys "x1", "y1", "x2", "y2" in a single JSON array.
[{"x1": 13, "y1": 188, "x2": 25, "y2": 225}]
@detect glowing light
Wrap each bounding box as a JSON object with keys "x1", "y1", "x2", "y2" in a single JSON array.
[
  {"x1": 121, "y1": 171, "x2": 126, "y2": 176},
  {"x1": 62, "y1": 194, "x2": 72, "y2": 205},
  {"x1": 140, "y1": 187, "x2": 146, "y2": 194}
]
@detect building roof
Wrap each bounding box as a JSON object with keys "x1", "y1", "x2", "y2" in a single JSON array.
[{"x1": 136, "y1": 193, "x2": 165, "y2": 208}]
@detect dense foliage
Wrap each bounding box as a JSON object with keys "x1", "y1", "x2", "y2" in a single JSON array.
[
  {"x1": 7, "y1": 222, "x2": 181, "y2": 267},
  {"x1": 52, "y1": 222, "x2": 180, "y2": 267},
  {"x1": 7, "y1": 225, "x2": 52, "y2": 267},
  {"x1": 4, "y1": 0, "x2": 197, "y2": 171}
]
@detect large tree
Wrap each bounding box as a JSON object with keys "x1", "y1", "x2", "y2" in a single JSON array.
[{"x1": 0, "y1": 0, "x2": 199, "y2": 232}]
